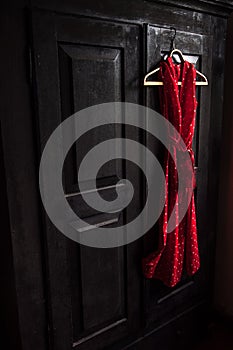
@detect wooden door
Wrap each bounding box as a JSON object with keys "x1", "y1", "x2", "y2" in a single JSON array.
[
  {"x1": 32, "y1": 10, "x2": 143, "y2": 350},
  {"x1": 143, "y1": 25, "x2": 213, "y2": 327}
]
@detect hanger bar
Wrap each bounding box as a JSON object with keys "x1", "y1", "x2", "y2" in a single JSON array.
[
  {"x1": 143, "y1": 65, "x2": 208, "y2": 86},
  {"x1": 144, "y1": 81, "x2": 208, "y2": 86}
]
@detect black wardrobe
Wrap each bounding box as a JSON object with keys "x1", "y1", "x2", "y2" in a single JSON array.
[{"x1": 1, "y1": 1, "x2": 232, "y2": 349}]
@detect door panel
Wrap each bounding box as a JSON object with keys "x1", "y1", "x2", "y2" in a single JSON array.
[
  {"x1": 143, "y1": 25, "x2": 213, "y2": 326},
  {"x1": 58, "y1": 43, "x2": 123, "y2": 192},
  {"x1": 32, "y1": 11, "x2": 142, "y2": 350}
]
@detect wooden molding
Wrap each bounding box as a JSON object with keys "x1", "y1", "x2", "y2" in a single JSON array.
[{"x1": 146, "y1": 0, "x2": 233, "y2": 16}]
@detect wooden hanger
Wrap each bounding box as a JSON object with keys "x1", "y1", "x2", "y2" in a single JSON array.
[{"x1": 144, "y1": 28, "x2": 208, "y2": 87}]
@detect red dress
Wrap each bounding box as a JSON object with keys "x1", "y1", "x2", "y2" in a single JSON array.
[{"x1": 142, "y1": 57, "x2": 200, "y2": 287}]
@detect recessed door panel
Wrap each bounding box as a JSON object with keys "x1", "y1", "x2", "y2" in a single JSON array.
[{"x1": 32, "y1": 11, "x2": 142, "y2": 350}]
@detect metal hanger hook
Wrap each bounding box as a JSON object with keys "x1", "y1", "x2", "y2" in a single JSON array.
[{"x1": 170, "y1": 27, "x2": 176, "y2": 50}]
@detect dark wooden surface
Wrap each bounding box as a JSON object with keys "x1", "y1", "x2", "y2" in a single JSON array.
[
  {"x1": 30, "y1": 0, "x2": 233, "y2": 18},
  {"x1": 0, "y1": 6, "x2": 48, "y2": 350},
  {"x1": 146, "y1": 0, "x2": 233, "y2": 16},
  {"x1": 0, "y1": 122, "x2": 22, "y2": 349},
  {"x1": 214, "y1": 13, "x2": 233, "y2": 318},
  {"x1": 0, "y1": 0, "x2": 231, "y2": 349},
  {"x1": 31, "y1": 11, "x2": 143, "y2": 349}
]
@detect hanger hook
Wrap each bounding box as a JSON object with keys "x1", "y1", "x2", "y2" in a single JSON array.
[{"x1": 170, "y1": 27, "x2": 176, "y2": 50}]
